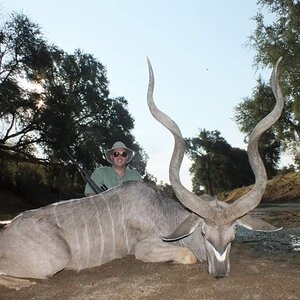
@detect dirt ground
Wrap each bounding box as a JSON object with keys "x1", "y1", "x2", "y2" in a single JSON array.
[{"x1": 0, "y1": 243, "x2": 299, "y2": 300}]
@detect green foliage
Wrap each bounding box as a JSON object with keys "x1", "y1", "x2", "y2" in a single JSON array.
[
  {"x1": 0, "y1": 13, "x2": 50, "y2": 156},
  {"x1": 37, "y1": 48, "x2": 145, "y2": 173},
  {"x1": 234, "y1": 78, "x2": 282, "y2": 175},
  {"x1": 0, "y1": 151, "x2": 84, "y2": 209},
  {"x1": 185, "y1": 130, "x2": 254, "y2": 196},
  {"x1": 158, "y1": 182, "x2": 177, "y2": 200},
  {"x1": 248, "y1": 0, "x2": 300, "y2": 166}
]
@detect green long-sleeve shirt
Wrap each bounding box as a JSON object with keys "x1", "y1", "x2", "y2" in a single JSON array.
[{"x1": 84, "y1": 166, "x2": 142, "y2": 196}]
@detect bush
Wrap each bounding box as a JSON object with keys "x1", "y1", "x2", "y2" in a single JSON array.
[{"x1": 0, "y1": 152, "x2": 85, "y2": 210}]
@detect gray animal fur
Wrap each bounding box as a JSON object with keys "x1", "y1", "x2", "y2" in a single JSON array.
[{"x1": 0, "y1": 182, "x2": 204, "y2": 280}]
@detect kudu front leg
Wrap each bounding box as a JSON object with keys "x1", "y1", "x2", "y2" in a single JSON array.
[{"x1": 135, "y1": 237, "x2": 197, "y2": 264}]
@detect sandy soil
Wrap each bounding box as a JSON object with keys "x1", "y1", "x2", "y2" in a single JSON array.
[{"x1": 0, "y1": 244, "x2": 299, "y2": 300}]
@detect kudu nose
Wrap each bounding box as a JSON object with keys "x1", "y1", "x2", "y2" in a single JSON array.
[{"x1": 210, "y1": 263, "x2": 230, "y2": 278}]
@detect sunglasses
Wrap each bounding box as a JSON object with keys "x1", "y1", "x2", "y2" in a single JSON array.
[{"x1": 113, "y1": 151, "x2": 128, "y2": 158}]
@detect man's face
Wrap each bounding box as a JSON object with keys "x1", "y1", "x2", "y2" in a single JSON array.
[{"x1": 110, "y1": 148, "x2": 128, "y2": 167}]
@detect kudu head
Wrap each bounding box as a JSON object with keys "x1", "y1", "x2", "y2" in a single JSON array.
[{"x1": 146, "y1": 57, "x2": 284, "y2": 277}]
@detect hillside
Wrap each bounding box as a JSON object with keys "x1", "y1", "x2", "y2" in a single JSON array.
[{"x1": 219, "y1": 171, "x2": 300, "y2": 203}]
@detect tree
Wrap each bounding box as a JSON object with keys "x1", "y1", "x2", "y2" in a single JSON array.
[
  {"x1": 0, "y1": 13, "x2": 147, "y2": 178},
  {"x1": 248, "y1": 0, "x2": 300, "y2": 166},
  {"x1": 0, "y1": 13, "x2": 53, "y2": 160},
  {"x1": 185, "y1": 130, "x2": 254, "y2": 196},
  {"x1": 37, "y1": 48, "x2": 146, "y2": 174},
  {"x1": 234, "y1": 78, "x2": 282, "y2": 176}
]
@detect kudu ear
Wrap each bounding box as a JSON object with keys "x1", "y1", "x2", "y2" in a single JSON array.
[
  {"x1": 236, "y1": 214, "x2": 282, "y2": 232},
  {"x1": 162, "y1": 214, "x2": 202, "y2": 241}
]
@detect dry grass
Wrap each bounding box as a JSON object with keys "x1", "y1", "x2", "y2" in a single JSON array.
[{"x1": 219, "y1": 171, "x2": 300, "y2": 203}]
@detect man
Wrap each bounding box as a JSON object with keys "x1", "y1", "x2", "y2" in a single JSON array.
[{"x1": 84, "y1": 141, "x2": 143, "y2": 196}]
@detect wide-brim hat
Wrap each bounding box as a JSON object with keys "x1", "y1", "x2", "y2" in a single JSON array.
[{"x1": 105, "y1": 141, "x2": 135, "y2": 164}]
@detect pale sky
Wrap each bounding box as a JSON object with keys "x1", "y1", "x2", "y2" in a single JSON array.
[{"x1": 2, "y1": 1, "x2": 274, "y2": 189}]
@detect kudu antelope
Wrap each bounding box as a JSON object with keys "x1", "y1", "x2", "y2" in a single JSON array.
[{"x1": 0, "y1": 58, "x2": 283, "y2": 290}]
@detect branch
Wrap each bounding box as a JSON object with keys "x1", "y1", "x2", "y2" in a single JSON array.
[
  {"x1": 16, "y1": 137, "x2": 43, "y2": 149},
  {"x1": 2, "y1": 123, "x2": 35, "y2": 143},
  {"x1": 0, "y1": 144, "x2": 48, "y2": 164},
  {"x1": 2, "y1": 114, "x2": 16, "y2": 141}
]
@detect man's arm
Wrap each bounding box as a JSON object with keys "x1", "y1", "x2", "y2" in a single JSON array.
[{"x1": 84, "y1": 167, "x2": 109, "y2": 196}]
